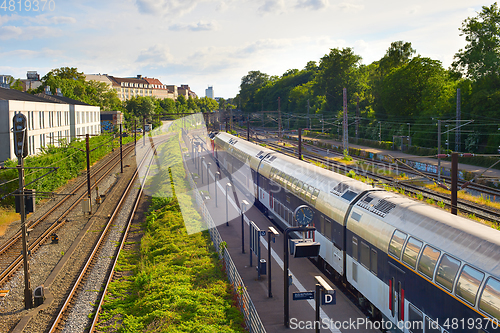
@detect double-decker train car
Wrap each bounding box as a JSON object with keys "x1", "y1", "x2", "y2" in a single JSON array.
[{"x1": 211, "y1": 131, "x2": 500, "y2": 333}]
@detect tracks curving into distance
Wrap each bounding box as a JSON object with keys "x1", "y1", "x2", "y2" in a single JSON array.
[{"x1": 0, "y1": 143, "x2": 135, "y2": 287}]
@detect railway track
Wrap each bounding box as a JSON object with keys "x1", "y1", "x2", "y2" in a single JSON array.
[
  {"x1": 244, "y1": 127, "x2": 500, "y2": 198},
  {"x1": 47, "y1": 136, "x2": 157, "y2": 332},
  {"x1": 0, "y1": 143, "x2": 135, "y2": 287},
  {"x1": 260, "y1": 139, "x2": 500, "y2": 225}
]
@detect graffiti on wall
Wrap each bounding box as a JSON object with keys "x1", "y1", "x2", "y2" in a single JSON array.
[{"x1": 101, "y1": 120, "x2": 114, "y2": 132}]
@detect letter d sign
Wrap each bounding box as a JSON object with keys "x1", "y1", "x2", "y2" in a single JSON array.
[{"x1": 322, "y1": 290, "x2": 336, "y2": 305}]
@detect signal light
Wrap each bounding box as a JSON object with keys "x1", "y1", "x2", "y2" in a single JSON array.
[{"x1": 13, "y1": 113, "x2": 28, "y2": 158}]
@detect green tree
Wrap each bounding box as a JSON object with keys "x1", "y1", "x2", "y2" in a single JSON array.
[
  {"x1": 313, "y1": 47, "x2": 362, "y2": 112},
  {"x1": 453, "y1": 3, "x2": 500, "y2": 81},
  {"x1": 239, "y1": 70, "x2": 271, "y2": 111}
]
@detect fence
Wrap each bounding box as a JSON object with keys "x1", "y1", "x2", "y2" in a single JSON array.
[{"x1": 181, "y1": 130, "x2": 266, "y2": 333}]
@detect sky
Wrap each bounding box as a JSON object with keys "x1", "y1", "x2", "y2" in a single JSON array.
[{"x1": 0, "y1": 0, "x2": 489, "y2": 99}]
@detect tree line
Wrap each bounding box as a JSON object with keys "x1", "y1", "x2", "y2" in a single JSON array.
[
  {"x1": 235, "y1": 3, "x2": 500, "y2": 154},
  {"x1": 25, "y1": 67, "x2": 220, "y2": 129}
]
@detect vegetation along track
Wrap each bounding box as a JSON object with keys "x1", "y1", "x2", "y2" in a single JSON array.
[
  {"x1": 47, "y1": 135, "x2": 164, "y2": 333},
  {"x1": 0, "y1": 142, "x2": 135, "y2": 287}
]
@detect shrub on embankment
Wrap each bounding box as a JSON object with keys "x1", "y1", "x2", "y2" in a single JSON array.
[
  {"x1": 0, "y1": 134, "x2": 135, "y2": 208},
  {"x1": 97, "y1": 133, "x2": 247, "y2": 332}
]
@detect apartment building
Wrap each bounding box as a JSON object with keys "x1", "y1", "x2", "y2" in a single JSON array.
[
  {"x1": 84, "y1": 74, "x2": 197, "y2": 101},
  {"x1": 0, "y1": 87, "x2": 101, "y2": 162}
]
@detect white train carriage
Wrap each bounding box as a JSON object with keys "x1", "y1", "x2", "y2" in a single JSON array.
[{"x1": 212, "y1": 132, "x2": 500, "y2": 333}]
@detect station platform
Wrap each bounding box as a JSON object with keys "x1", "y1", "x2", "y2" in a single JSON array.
[
  {"x1": 183, "y1": 144, "x2": 380, "y2": 333},
  {"x1": 282, "y1": 134, "x2": 500, "y2": 180}
]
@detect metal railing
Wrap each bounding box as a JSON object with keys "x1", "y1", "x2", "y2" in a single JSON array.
[{"x1": 181, "y1": 132, "x2": 266, "y2": 333}]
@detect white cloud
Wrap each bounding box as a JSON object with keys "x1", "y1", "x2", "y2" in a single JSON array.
[
  {"x1": 136, "y1": 45, "x2": 175, "y2": 67},
  {"x1": 337, "y1": 2, "x2": 364, "y2": 12},
  {"x1": 135, "y1": 0, "x2": 200, "y2": 16},
  {"x1": 169, "y1": 21, "x2": 217, "y2": 31},
  {"x1": 0, "y1": 26, "x2": 59, "y2": 40},
  {"x1": 296, "y1": 0, "x2": 328, "y2": 10},
  {"x1": 258, "y1": 0, "x2": 285, "y2": 14}
]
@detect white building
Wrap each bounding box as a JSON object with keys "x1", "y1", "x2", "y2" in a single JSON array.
[
  {"x1": 205, "y1": 86, "x2": 214, "y2": 99},
  {"x1": 0, "y1": 87, "x2": 101, "y2": 162}
]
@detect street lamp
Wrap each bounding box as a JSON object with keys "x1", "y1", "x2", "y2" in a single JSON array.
[
  {"x1": 201, "y1": 157, "x2": 205, "y2": 184},
  {"x1": 207, "y1": 163, "x2": 211, "y2": 193},
  {"x1": 407, "y1": 122, "x2": 411, "y2": 147},
  {"x1": 215, "y1": 171, "x2": 220, "y2": 207},
  {"x1": 226, "y1": 183, "x2": 232, "y2": 226},
  {"x1": 241, "y1": 199, "x2": 249, "y2": 253}
]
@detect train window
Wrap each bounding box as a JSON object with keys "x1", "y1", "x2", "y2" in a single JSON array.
[
  {"x1": 360, "y1": 242, "x2": 370, "y2": 269},
  {"x1": 291, "y1": 178, "x2": 298, "y2": 191},
  {"x1": 296, "y1": 181, "x2": 303, "y2": 197},
  {"x1": 479, "y1": 277, "x2": 500, "y2": 320},
  {"x1": 408, "y1": 304, "x2": 423, "y2": 333},
  {"x1": 370, "y1": 249, "x2": 378, "y2": 275},
  {"x1": 301, "y1": 183, "x2": 308, "y2": 200},
  {"x1": 352, "y1": 237, "x2": 358, "y2": 261},
  {"x1": 435, "y1": 254, "x2": 461, "y2": 292},
  {"x1": 402, "y1": 237, "x2": 423, "y2": 269},
  {"x1": 456, "y1": 265, "x2": 484, "y2": 306},
  {"x1": 417, "y1": 245, "x2": 441, "y2": 280},
  {"x1": 306, "y1": 185, "x2": 314, "y2": 202},
  {"x1": 311, "y1": 189, "x2": 320, "y2": 205},
  {"x1": 324, "y1": 218, "x2": 332, "y2": 241},
  {"x1": 424, "y1": 316, "x2": 441, "y2": 333},
  {"x1": 388, "y1": 230, "x2": 407, "y2": 260}
]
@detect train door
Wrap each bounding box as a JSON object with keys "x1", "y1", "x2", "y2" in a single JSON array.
[{"x1": 389, "y1": 263, "x2": 406, "y2": 327}]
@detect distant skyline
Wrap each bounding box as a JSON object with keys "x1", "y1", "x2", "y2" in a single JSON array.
[{"x1": 0, "y1": 0, "x2": 488, "y2": 98}]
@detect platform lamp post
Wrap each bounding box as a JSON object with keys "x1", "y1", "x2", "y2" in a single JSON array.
[
  {"x1": 201, "y1": 157, "x2": 205, "y2": 184},
  {"x1": 225, "y1": 183, "x2": 232, "y2": 226},
  {"x1": 267, "y1": 226, "x2": 279, "y2": 298},
  {"x1": 215, "y1": 171, "x2": 220, "y2": 207},
  {"x1": 241, "y1": 199, "x2": 249, "y2": 253},
  {"x1": 207, "y1": 163, "x2": 211, "y2": 193}
]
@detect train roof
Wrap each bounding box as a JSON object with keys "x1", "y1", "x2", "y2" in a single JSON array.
[{"x1": 360, "y1": 190, "x2": 500, "y2": 277}]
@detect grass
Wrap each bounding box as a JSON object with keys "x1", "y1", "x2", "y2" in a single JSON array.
[
  {"x1": 0, "y1": 207, "x2": 19, "y2": 236},
  {"x1": 98, "y1": 129, "x2": 247, "y2": 333}
]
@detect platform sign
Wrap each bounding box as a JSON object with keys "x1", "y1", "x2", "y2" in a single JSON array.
[
  {"x1": 322, "y1": 290, "x2": 336, "y2": 305},
  {"x1": 293, "y1": 291, "x2": 315, "y2": 301}
]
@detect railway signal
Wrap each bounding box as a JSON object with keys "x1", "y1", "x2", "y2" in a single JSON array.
[{"x1": 11, "y1": 114, "x2": 33, "y2": 309}]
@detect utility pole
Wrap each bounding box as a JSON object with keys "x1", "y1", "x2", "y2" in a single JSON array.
[
  {"x1": 456, "y1": 88, "x2": 461, "y2": 152},
  {"x1": 134, "y1": 119, "x2": 137, "y2": 148},
  {"x1": 298, "y1": 128, "x2": 302, "y2": 160},
  {"x1": 13, "y1": 113, "x2": 33, "y2": 309},
  {"x1": 119, "y1": 124, "x2": 123, "y2": 173},
  {"x1": 247, "y1": 115, "x2": 250, "y2": 141},
  {"x1": 438, "y1": 120, "x2": 441, "y2": 182},
  {"x1": 307, "y1": 99, "x2": 310, "y2": 129},
  {"x1": 343, "y1": 88, "x2": 348, "y2": 154},
  {"x1": 86, "y1": 134, "x2": 92, "y2": 213},
  {"x1": 451, "y1": 152, "x2": 458, "y2": 215},
  {"x1": 143, "y1": 117, "x2": 146, "y2": 147},
  {"x1": 356, "y1": 95, "x2": 359, "y2": 142},
  {"x1": 278, "y1": 97, "x2": 282, "y2": 143}
]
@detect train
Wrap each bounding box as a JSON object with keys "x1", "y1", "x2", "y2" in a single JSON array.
[{"x1": 210, "y1": 131, "x2": 500, "y2": 333}]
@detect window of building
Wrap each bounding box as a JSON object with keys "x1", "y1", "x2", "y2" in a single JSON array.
[
  {"x1": 435, "y1": 254, "x2": 461, "y2": 292},
  {"x1": 417, "y1": 245, "x2": 441, "y2": 280},
  {"x1": 456, "y1": 265, "x2": 484, "y2": 306}
]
